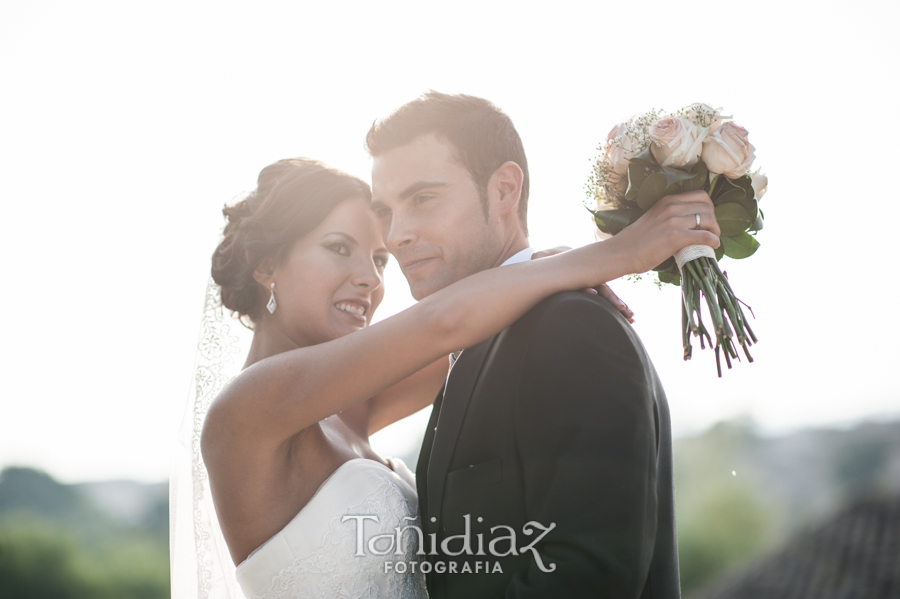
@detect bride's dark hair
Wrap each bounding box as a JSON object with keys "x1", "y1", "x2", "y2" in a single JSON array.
[{"x1": 211, "y1": 157, "x2": 371, "y2": 325}]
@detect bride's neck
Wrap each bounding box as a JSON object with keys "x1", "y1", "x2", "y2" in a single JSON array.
[
  {"x1": 242, "y1": 318, "x2": 305, "y2": 369},
  {"x1": 241, "y1": 316, "x2": 372, "y2": 440}
]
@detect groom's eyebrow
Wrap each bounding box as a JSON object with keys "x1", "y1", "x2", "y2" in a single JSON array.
[
  {"x1": 371, "y1": 181, "x2": 449, "y2": 211},
  {"x1": 399, "y1": 181, "x2": 448, "y2": 200}
]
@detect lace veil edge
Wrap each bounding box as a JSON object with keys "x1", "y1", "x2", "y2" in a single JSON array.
[{"x1": 169, "y1": 277, "x2": 246, "y2": 598}]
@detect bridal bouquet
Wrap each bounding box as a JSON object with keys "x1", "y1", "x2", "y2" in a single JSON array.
[{"x1": 586, "y1": 104, "x2": 766, "y2": 377}]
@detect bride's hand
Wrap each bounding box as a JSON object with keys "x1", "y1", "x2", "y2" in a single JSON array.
[
  {"x1": 614, "y1": 190, "x2": 721, "y2": 275},
  {"x1": 533, "y1": 246, "x2": 634, "y2": 323}
]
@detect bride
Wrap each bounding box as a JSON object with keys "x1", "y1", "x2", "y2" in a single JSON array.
[{"x1": 170, "y1": 157, "x2": 719, "y2": 598}]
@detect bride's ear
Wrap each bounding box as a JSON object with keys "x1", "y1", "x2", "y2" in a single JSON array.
[{"x1": 252, "y1": 259, "x2": 275, "y2": 289}]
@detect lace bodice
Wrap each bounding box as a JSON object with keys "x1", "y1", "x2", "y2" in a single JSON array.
[{"x1": 235, "y1": 457, "x2": 427, "y2": 599}]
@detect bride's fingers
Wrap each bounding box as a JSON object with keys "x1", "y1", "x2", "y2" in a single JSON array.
[
  {"x1": 662, "y1": 190, "x2": 713, "y2": 206},
  {"x1": 622, "y1": 190, "x2": 721, "y2": 273},
  {"x1": 683, "y1": 229, "x2": 721, "y2": 249},
  {"x1": 577, "y1": 286, "x2": 635, "y2": 323},
  {"x1": 596, "y1": 284, "x2": 635, "y2": 323},
  {"x1": 660, "y1": 197, "x2": 720, "y2": 238}
]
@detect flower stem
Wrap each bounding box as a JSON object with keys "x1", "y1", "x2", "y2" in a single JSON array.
[{"x1": 678, "y1": 256, "x2": 757, "y2": 377}]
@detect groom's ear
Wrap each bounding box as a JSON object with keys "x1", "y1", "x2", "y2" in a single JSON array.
[{"x1": 488, "y1": 161, "x2": 524, "y2": 218}]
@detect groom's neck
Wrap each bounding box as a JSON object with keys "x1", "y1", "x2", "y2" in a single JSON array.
[{"x1": 490, "y1": 232, "x2": 530, "y2": 269}]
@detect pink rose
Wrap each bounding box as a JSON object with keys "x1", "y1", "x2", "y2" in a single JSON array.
[
  {"x1": 702, "y1": 121, "x2": 756, "y2": 179},
  {"x1": 649, "y1": 118, "x2": 708, "y2": 168}
]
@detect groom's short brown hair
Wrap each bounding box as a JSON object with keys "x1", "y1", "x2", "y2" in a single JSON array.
[{"x1": 365, "y1": 91, "x2": 530, "y2": 234}]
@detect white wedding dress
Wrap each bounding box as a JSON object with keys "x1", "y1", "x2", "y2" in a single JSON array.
[
  {"x1": 235, "y1": 457, "x2": 427, "y2": 599},
  {"x1": 170, "y1": 281, "x2": 428, "y2": 599}
]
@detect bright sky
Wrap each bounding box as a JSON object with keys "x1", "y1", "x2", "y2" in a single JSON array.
[{"x1": 1, "y1": 0, "x2": 897, "y2": 483}]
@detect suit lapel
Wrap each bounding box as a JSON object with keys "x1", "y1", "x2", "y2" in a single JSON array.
[
  {"x1": 417, "y1": 381, "x2": 445, "y2": 478},
  {"x1": 426, "y1": 335, "x2": 497, "y2": 526},
  {"x1": 416, "y1": 381, "x2": 444, "y2": 537}
]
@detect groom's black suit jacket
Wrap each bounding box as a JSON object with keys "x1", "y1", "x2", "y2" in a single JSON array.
[{"x1": 416, "y1": 291, "x2": 680, "y2": 598}]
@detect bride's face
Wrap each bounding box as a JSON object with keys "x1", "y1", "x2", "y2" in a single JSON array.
[{"x1": 270, "y1": 196, "x2": 388, "y2": 347}]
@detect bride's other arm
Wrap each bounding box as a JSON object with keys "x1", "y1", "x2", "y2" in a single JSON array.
[
  {"x1": 366, "y1": 357, "x2": 448, "y2": 436},
  {"x1": 205, "y1": 191, "x2": 719, "y2": 449}
]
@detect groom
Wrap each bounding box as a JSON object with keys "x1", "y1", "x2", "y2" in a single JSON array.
[{"x1": 367, "y1": 92, "x2": 681, "y2": 598}]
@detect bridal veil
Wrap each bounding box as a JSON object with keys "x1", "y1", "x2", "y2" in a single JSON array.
[{"x1": 170, "y1": 278, "x2": 246, "y2": 598}]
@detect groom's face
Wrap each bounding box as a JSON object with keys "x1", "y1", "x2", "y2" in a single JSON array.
[{"x1": 371, "y1": 135, "x2": 503, "y2": 300}]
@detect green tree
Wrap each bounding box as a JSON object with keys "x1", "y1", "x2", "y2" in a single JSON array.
[
  {"x1": 0, "y1": 468, "x2": 169, "y2": 599},
  {"x1": 676, "y1": 481, "x2": 771, "y2": 593}
]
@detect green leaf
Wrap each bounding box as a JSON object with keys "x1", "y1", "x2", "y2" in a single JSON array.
[
  {"x1": 658, "y1": 271, "x2": 681, "y2": 286},
  {"x1": 662, "y1": 166, "x2": 695, "y2": 188},
  {"x1": 716, "y1": 174, "x2": 753, "y2": 196},
  {"x1": 731, "y1": 174, "x2": 754, "y2": 194},
  {"x1": 683, "y1": 161, "x2": 709, "y2": 192},
  {"x1": 636, "y1": 172, "x2": 669, "y2": 211},
  {"x1": 715, "y1": 243, "x2": 725, "y2": 261},
  {"x1": 626, "y1": 160, "x2": 657, "y2": 203},
  {"x1": 713, "y1": 185, "x2": 747, "y2": 206},
  {"x1": 591, "y1": 208, "x2": 643, "y2": 235},
  {"x1": 722, "y1": 232, "x2": 760, "y2": 259},
  {"x1": 713, "y1": 183, "x2": 758, "y2": 220},
  {"x1": 653, "y1": 256, "x2": 678, "y2": 273},
  {"x1": 715, "y1": 202, "x2": 755, "y2": 237},
  {"x1": 745, "y1": 197, "x2": 759, "y2": 220}
]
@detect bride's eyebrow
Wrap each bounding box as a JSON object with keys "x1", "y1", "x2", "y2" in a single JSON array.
[{"x1": 322, "y1": 231, "x2": 358, "y2": 245}]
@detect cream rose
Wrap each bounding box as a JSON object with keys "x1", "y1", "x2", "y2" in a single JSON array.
[
  {"x1": 750, "y1": 168, "x2": 768, "y2": 201},
  {"x1": 702, "y1": 121, "x2": 756, "y2": 179},
  {"x1": 649, "y1": 118, "x2": 709, "y2": 169}
]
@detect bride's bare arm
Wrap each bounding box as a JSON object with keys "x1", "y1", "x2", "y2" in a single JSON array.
[{"x1": 204, "y1": 191, "x2": 720, "y2": 448}]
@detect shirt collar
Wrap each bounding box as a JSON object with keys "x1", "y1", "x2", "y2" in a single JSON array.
[{"x1": 500, "y1": 247, "x2": 534, "y2": 267}]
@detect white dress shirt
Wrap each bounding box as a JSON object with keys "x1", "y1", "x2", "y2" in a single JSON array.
[{"x1": 500, "y1": 247, "x2": 535, "y2": 267}]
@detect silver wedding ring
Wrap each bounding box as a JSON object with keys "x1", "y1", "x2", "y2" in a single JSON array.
[{"x1": 694, "y1": 214, "x2": 701, "y2": 230}]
